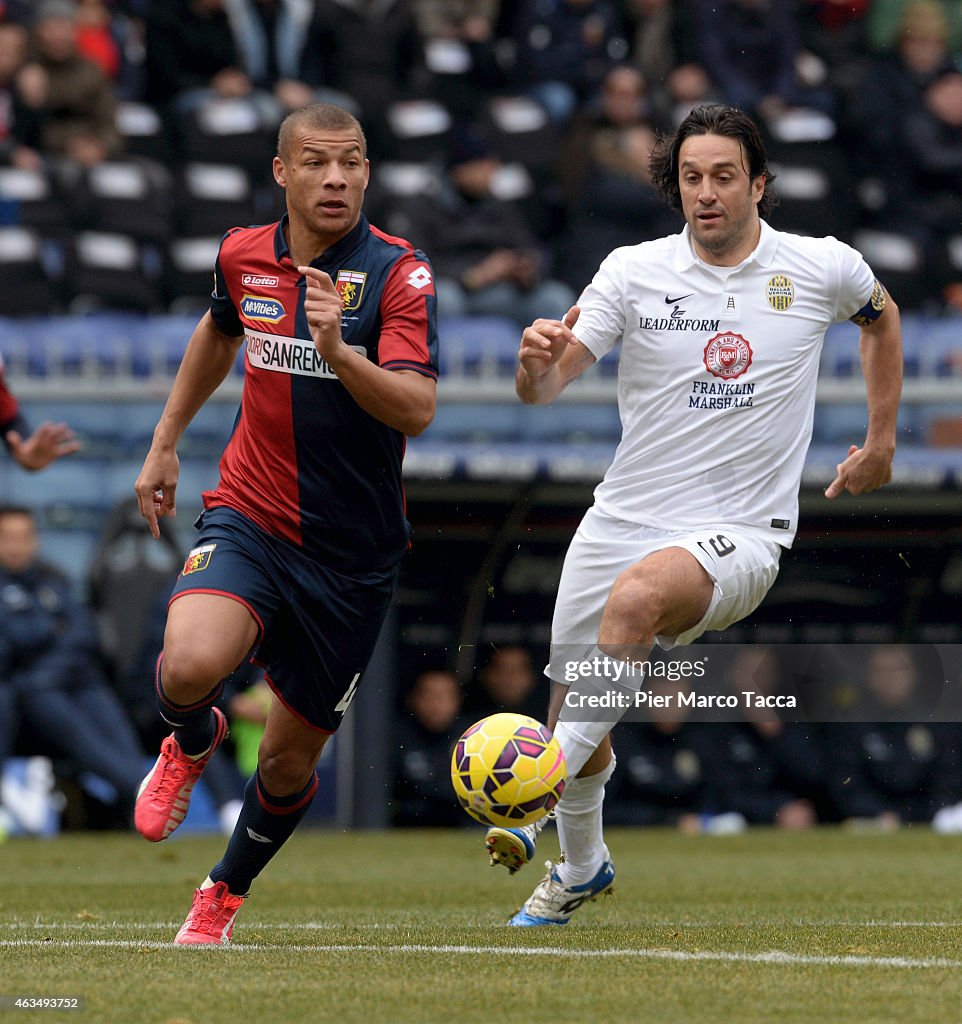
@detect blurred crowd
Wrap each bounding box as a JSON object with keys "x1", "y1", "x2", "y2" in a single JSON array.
[
  {"x1": 3, "y1": 509, "x2": 962, "y2": 836},
  {"x1": 1, "y1": 1, "x2": 962, "y2": 314},
  {"x1": 391, "y1": 642, "x2": 962, "y2": 834}
]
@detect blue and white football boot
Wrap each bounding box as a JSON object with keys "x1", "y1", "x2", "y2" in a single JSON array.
[
  {"x1": 485, "y1": 812, "x2": 554, "y2": 874},
  {"x1": 508, "y1": 859, "x2": 615, "y2": 926}
]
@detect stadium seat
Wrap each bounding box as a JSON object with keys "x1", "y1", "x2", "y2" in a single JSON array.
[
  {"x1": 0, "y1": 227, "x2": 57, "y2": 314},
  {"x1": 521, "y1": 402, "x2": 622, "y2": 443},
  {"x1": 851, "y1": 229, "x2": 929, "y2": 311},
  {"x1": 481, "y1": 94, "x2": 560, "y2": 176},
  {"x1": 424, "y1": 402, "x2": 524, "y2": 442},
  {"x1": 164, "y1": 236, "x2": 221, "y2": 313},
  {"x1": 384, "y1": 98, "x2": 452, "y2": 163},
  {"x1": 63, "y1": 232, "x2": 162, "y2": 314},
  {"x1": 70, "y1": 159, "x2": 173, "y2": 243},
  {"x1": 175, "y1": 163, "x2": 258, "y2": 238},
  {"x1": 115, "y1": 101, "x2": 172, "y2": 166},
  {"x1": 0, "y1": 166, "x2": 68, "y2": 235},
  {"x1": 438, "y1": 315, "x2": 520, "y2": 376},
  {"x1": 179, "y1": 98, "x2": 276, "y2": 185},
  {"x1": 767, "y1": 139, "x2": 854, "y2": 240}
]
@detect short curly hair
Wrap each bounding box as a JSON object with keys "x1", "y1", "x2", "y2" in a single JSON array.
[{"x1": 650, "y1": 105, "x2": 778, "y2": 219}]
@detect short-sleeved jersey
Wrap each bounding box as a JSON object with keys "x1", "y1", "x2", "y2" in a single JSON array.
[
  {"x1": 0, "y1": 352, "x2": 19, "y2": 432},
  {"x1": 574, "y1": 220, "x2": 880, "y2": 547},
  {"x1": 206, "y1": 213, "x2": 438, "y2": 571}
]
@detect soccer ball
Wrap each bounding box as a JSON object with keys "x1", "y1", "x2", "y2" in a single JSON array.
[{"x1": 450, "y1": 713, "x2": 567, "y2": 828}]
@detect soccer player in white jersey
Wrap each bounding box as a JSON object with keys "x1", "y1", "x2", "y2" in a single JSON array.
[{"x1": 486, "y1": 104, "x2": 903, "y2": 925}]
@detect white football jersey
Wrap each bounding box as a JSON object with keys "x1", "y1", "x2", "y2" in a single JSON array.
[{"x1": 574, "y1": 220, "x2": 879, "y2": 547}]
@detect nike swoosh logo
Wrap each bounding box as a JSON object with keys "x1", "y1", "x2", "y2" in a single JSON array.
[
  {"x1": 665, "y1": 293, "x2": 693, "y2": 304},
  {"x1": 247, "y1": 828, "x2": 273, "y2": 844}
]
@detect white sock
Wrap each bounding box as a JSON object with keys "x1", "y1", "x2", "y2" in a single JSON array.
[
  {"x1": 553, "y1": 645, "x2": 646, "y2": 778},
  {"x1": 554, "y1": 754, "x2": 615, "y2": 887}
]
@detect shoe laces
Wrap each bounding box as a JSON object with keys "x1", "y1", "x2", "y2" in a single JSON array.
[
  {"x1": 152, "y1": 738, "x2": 200, "y2": 795},
  {"x1": 189, "y1": 885, "x2": 236, "y2": 929}
]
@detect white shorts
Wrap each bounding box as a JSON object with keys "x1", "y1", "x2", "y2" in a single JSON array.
[{"x1": 547, "y1": 506, "x2": 781, "y2": 682}]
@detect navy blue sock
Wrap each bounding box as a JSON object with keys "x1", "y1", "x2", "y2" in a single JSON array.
[
  {"x1": 154, "y1": 653, "x2": 223, "y2": 756},
  {"x1": 209, "y1": 769, "x2": 319, "y2": 894}
]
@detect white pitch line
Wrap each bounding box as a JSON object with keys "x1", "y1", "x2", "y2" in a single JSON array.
[
  {"x1": 2, "y1": 919, "x2": 959, "y2": 931},
  {"x1": 0, "y1": 937, "x2": 960, "y2": 970}
]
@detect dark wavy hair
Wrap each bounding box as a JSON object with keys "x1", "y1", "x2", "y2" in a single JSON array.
[{"x1": 650, "y1": 105, "x2": 778, "y2": 219}]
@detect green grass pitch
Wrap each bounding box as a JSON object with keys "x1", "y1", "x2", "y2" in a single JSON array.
[{"x1": 1, "y1": 827, "x2": 960, "y2": 1024}]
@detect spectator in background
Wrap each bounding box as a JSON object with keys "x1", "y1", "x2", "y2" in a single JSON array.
[
  {"x1": 624, "y1": 0, "x2": 697, "y2": 99},
  {"x1": 507, "y1": 0, "x2": 629, "y2": 126},
  {"x1": 867, "y1": 0, "x2": 962, "y2": 55},
  {"x1": 902, "y1": 70, "x2": 962, "y2": 243},
  {"x1": 392, "y1": 125, "x2": 575, "y2": 326},
  {"x1": 606, "y1": 679, "x2": 713, "y2": 829},
  {"x1": 75, "y1": 0, "x2": 121, "y2": 81},
  {"x1": 704, "y1": 647, "x2": 824, "y2": 829},
  {"x1": 392, "y1": 669, "x2": 468, "y2": 826},
  {"x1": 144, "y1": 0, "x2": 255, "y2": 115},
  {"x1": 0, "y1": 506, "x2": 146, "y2": 826},
  {"x1": 0, "y1": 19, "x2": 42, "y2": 169},
  {"x1": 659, "y1": 62, "x2": 723, "y2": 131},
  {"x1": 0, "y1": 353, "x2": 78, "y2": 469},
  {"x1": 824, "y1": 645, "x2": 961, "y2": 827},
  {"x1": 472, "y1": 644, "x2": 545, "y2": 721},
  {"x1": 413, "y1": 0, "x2": 505, "y2": 120},
  {"x1": 690, "y1": 0, "x2": 834, "y2": 122},
  {"x1": 308, "y1": 0, "x2": 428, "y2": 158},
  {"x1": 850, "y1": 0, "x2": 955, "y2": 192},
  {"x1": 558, "y1": 64, "x2": 680, "y2": 291},
  {"x1": 18, "y1": 0, "x2": 120, "y2": 166},
  {"x1": 222, "y1": 0, "x2": 358, "y2": 121}
]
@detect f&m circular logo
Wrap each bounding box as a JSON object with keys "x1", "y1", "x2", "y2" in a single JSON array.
[
  {"x1": 766, "y1": 274, "x2": 794, "y2": 311},
  {"x1": 703, "y1": 332, "x2": 753, "y2": 380}
]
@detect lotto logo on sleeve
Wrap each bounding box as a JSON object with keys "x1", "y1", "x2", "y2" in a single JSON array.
[
  {"x1": 703, "y1": 332, "x2": 753, "y2": 380},
  {"x1": 406, "y1": 265, "x2": 433, "y2": 291},
  {"x1": 182, "y1": 543, "x2": 216, "y2": 575}
]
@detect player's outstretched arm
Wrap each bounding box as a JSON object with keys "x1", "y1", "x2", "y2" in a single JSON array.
[
  {"x1": 300, "y1": 265, "x2": 436, "y2": 436},
  {"x1": 516, "y1": 306, "x2": 596, "y2": 405},
  {"x1": 6, "y1": 420, "x2": 81, "y2": 470},
  {"x1": 134, "y1": 312, "x2": 244, "y2": 538},
  {"x1": 825, "y1": 292, "x2": 903, "y2": 499}
]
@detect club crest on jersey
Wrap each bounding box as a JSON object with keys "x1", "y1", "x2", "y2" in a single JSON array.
[
  {"x1": 182, "y1": 543, "x2": 216, "y2": 575},
  {"x1": 766, "y1": 274, "x2": 795, "y2": 311},
  {"x1": 241, "y1": 295, "x2": 285, "y2": 323},
  {"x1": 335, "y1": 270, "x2": 366, "y2": 311},
  {"x1": 703, "y1": 332, "x2": 753, "y2": 380}
]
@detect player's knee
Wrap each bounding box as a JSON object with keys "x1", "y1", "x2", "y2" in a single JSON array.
[
  {"x1": 160, "y1": 644, "x2": 232, "y2": 703},
  {"x1": 257, "y1": 743, "x2": 321, "y2": 796},
  {"x1": 604, "y1": 569, "x2": 660, "y2": 642}
]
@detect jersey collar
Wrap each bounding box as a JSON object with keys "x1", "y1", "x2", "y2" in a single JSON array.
[
  {"x1": 673, "y1": 218, "x2": 778, "y2": 271},
  {"x1": 272, "y1": 212, "x2": 370, "y2": 268}
]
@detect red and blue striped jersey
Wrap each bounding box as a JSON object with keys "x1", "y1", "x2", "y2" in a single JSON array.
[
  {"x1": 0, "y1": 353, "x2": 22, "y2": 440},
  {"x1": 206, "y1": 213, "x2": 438, "y2": 571}
]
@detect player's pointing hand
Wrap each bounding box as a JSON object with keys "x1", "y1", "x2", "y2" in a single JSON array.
[
  {"x1": 299, "y1": 265, "x2": 344, "y2": 361},
  {"x1": 519, "y1": 305, "x2": 581, "y2": 379}
]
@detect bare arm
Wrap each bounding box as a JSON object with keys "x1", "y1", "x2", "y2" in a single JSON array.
[
  {"x1": 134, "y1": 312, "x2": 244, "y2": 536},
  {"x1": 824, "y1": 292, "x2": 903, "y2": 498},
  {"x1": 515, "y1": 305, "x2": 597, "y2": 405},
  {"x1": 301, "y1": 266, "x2": 436, "y2": 436}
]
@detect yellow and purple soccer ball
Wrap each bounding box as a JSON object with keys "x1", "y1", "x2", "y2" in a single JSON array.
[{"x1": 451, "y1": 712, "x2": 567, "y2": 828}]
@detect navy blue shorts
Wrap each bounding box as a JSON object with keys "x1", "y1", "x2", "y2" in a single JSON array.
[{"x1": 169, "y1": 506, "x2": 396, "y2": 733}]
